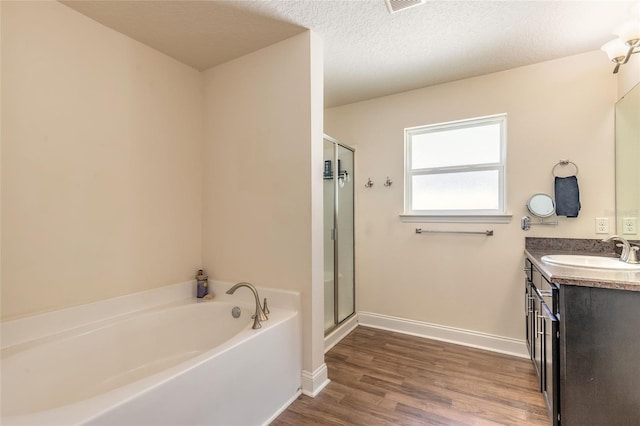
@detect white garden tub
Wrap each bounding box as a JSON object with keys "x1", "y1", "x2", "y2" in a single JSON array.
[{"x1": 1, "y1": 283, "x2": 301, "y2": 426}]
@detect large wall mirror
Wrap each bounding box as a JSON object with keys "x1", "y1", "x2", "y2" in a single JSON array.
[{"x1": 615, "y1": 83, "x2": 640, "y2": 239}]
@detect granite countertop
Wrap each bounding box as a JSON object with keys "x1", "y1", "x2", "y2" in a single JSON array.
[{"x1": 525, "y1": 238, "x2": 640, "y2": 292}]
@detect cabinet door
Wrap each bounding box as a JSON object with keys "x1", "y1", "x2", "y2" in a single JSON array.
[
  {"x1": 533, "y1": 295, "x2": 544, "y2": 391},
  {"x1": 542, "y1": 302, "x2": 560, "y2": 425},
  {"x1": 525, "y1": 279, "x2": 535, "y2": 360},
  {"x1": 560, "y1": 285, "x2": 640, "y2": 424}
]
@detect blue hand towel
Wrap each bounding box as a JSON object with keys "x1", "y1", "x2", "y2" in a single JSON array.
[{"x1": 555, "y1": 176, "x2": 581, "y2": 217}]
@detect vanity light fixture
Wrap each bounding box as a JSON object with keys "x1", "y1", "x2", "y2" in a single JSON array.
[{"x1": 601, "y1": 4, "x2": 640, "y2": 73}]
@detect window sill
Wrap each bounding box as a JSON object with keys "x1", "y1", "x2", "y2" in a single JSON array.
[{"x1": 399, "y1": 214, "x2": 513, "y2": 224}]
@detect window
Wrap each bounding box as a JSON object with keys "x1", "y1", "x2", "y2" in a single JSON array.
[{"x1": 404, "y1": 114, "x2": 507, "y2": 218}]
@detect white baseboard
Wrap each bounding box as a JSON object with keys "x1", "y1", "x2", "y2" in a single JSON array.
[
  {"x1": 358, "y1": 311, "x2": 528, "y2": 359},
  {"x1": 262, "y1": 389, "x2": 302, "y2": 426},
  {"x1": 301, "y1": 364, "x2": 330, "y2": 397},
  {"x1": 324, "y1": 314, "x2": 358, "y2": 353}
]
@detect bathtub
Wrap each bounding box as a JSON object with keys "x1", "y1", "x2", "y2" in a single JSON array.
[{"x1": 1, "y1": 283, "x2": 301, "y2": 425}]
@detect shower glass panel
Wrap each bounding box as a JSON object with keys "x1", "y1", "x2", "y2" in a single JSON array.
[
  {"x1": 337, "y1": 145, "x2": 355, "y2": 323},
  {"x1": 323, "y1": 139, "x2": 336, "y2": 331},
  {"x1": 324, "y1": 135, "x2": 355, "y2": 334}
]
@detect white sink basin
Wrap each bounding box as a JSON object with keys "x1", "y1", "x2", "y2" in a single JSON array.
[{"x1": 541, "y1": 255, "x2": 640, "y2": 271}]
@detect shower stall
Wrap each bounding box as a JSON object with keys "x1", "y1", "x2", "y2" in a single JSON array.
[{"x1": 323, "y1": 135, "x2": 355, "y2": 334}]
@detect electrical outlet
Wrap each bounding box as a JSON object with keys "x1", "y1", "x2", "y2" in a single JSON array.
[
  {"x1": 622, "y1": 217, "x2": 637, "y2": 235},
  {"x1": 595, "y1": 218, "x2": 609, "y2": 234}
]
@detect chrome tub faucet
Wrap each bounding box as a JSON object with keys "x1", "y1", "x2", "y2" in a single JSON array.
[{"x1": 226, "y1": 282, "x2": 268, "y2": 329}]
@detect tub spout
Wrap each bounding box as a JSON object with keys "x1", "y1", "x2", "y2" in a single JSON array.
[{"x1": 226, "y1": 282, "x2": 268, "y2": 329}]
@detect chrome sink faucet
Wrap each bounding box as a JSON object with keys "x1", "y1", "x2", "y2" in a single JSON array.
[
  {"x1": 226, "y1": 282, "x2": 268, "y2": 329},
  {"x1": 603, "y1": 235, "x2": 639, "y2": 264}
]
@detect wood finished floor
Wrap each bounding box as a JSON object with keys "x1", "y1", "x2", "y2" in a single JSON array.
[{"x1": 272, "y1": 326, "x2": 549, "y2": 426}]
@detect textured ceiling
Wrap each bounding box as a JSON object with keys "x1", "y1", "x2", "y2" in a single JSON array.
[{"x1": 61, "y1": 1, "x2": 637, "y2": 107}]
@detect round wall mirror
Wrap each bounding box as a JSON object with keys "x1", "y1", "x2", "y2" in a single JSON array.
[{"x1": 527, "y1": 193, "x2": 555, "y2": 217}]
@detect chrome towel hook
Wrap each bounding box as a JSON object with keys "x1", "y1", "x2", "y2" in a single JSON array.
[
  {"x1": 384, "y1": 176, "x2": 393, "y2": 187},
  {"x1": 365, "y1": 178, "x2": 374, "y2": 188}
]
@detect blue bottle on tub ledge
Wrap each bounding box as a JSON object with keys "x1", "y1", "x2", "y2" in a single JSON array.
[{"x1": 196, "y1": 269, "x2": 209, "y2": 298}]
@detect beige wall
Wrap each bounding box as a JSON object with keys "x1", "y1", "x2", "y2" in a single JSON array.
[
  {"x1": 1, "y1": 1, "x2": 203, "y2": 319},
  {"x1": 202, "y1": 32, "x2": 325, "y2": 375},
  {"x1": 325, "y1": 51, "x2": 617, "y2": 340},
  {"x1": 2, "y1": 2, "x2": 326, "y2": 378},
  {"x1": 2, "y1": 0, "x2": 625, "y2": 371}
]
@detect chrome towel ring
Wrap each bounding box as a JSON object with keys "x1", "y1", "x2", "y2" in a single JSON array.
[{"x1": 552, "y1": 160, "x2": 578, "y2": 177}]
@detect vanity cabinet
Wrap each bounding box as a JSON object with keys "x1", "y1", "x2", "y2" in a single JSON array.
[{"x1": 525, "y1": 255, "x2": 640, "y2": 426}]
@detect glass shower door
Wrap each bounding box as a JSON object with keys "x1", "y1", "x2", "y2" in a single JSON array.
[
  {"x1": 324, "y1": 136, "x2": 355, "y2": 334},
  {"x1": 323, "y1": 139, "x2": 336, "y2": 331},
  {"x1": 336, "y1": 145, "x2": 355, "y2": 323}
]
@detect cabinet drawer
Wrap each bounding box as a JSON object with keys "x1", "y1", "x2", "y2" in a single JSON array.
[
  {"x1": 524, "y1": 258, "x2": 533, "y2": 282},
  {"x1": 531, "y1": 266, "x2": 558, "y2": 315}
]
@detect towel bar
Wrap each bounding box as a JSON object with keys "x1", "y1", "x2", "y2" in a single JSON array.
[{"x1": 415, "y1": 228, "x2": 493, "y2": 236}]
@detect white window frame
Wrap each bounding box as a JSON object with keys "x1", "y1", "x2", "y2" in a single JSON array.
[{"x1": 403, "y1": 113, "x2": 509, "y2": 222}]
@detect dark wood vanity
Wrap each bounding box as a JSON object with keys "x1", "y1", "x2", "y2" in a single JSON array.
[{"x1": 524, "y1": 238, "x2": 640, "y2": 426}]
